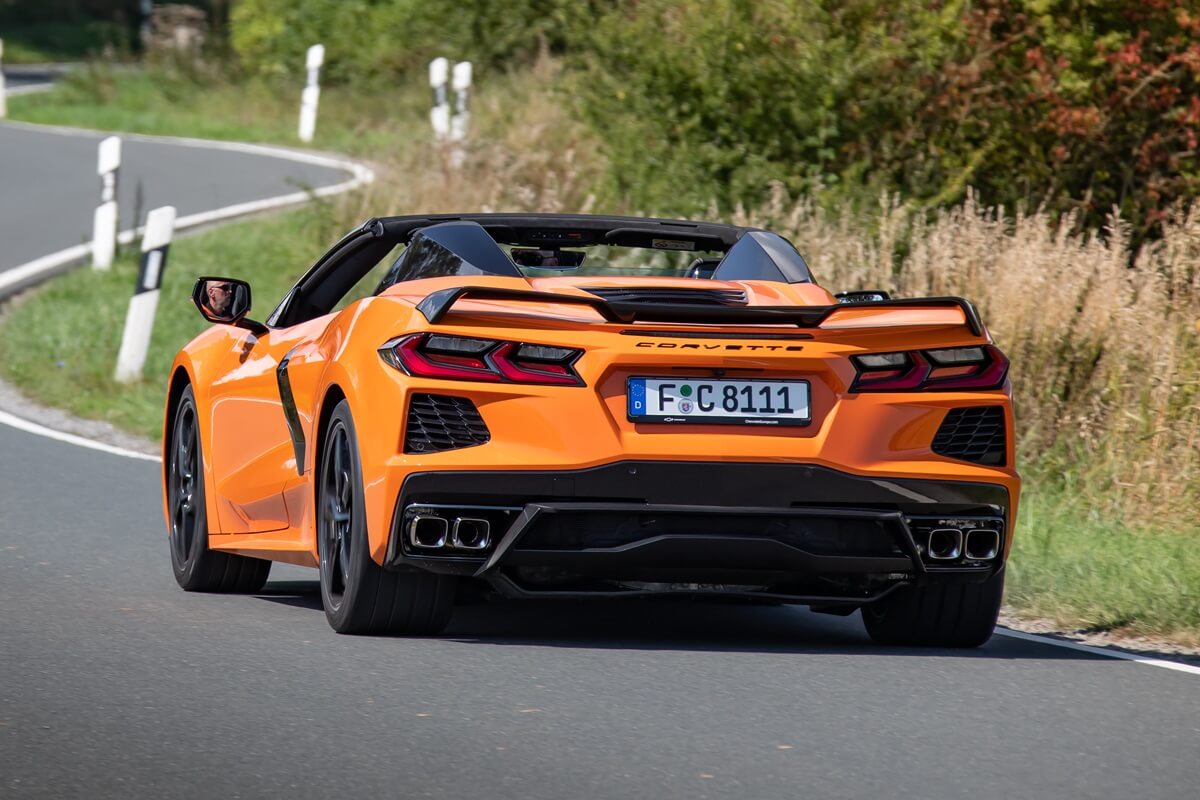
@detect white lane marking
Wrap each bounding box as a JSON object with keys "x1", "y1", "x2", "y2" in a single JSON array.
[
  {"x1": 0, "y1": 409, "x2": 160, "y2": 462},
  {"x1": 996, "y1": 628, "x2": 1200, "y2": 677},
  {"x1": 0, "y1": 120, "x2": 374, "y2": 455}
]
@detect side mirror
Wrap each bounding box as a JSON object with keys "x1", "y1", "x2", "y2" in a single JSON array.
[{"x1": 192, "y1": 277, "x2": 266, "y2": 334}]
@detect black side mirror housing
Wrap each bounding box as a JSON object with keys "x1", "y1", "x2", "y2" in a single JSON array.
[{"x1": 192, "y1": 277, "x2": 267, "y2": 334}]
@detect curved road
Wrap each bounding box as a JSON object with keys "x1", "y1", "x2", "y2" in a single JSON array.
[{"x1": 1, "y1": 123, "x2": 1198, "y2": 799}]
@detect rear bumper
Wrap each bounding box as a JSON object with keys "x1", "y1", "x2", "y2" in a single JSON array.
[{"x1": 384, "y1": 460, "x2": 1013, "y2": 603}]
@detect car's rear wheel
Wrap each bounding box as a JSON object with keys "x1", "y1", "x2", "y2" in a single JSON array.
[
  {"x1": 317, "y1": 400, "x2": 455, "y2": 635},
  {"x1": 168, "y1": 385, "x2": 271, "y2": 593},
  {"x1": 861, "y1": 571, "x2": 1005, "y2": 648}
]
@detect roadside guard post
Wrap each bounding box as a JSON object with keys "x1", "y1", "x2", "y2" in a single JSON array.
[
  {"x1": 0, "y1": 39, "x2": 7, "y2": 119},
  {"x1": 92, "y1": 136, "x2": 122, "y2": 270},
  {"x1": 115, "y1": 205, "x2": 176, "y2": 383},
  {"x1": 450, "y1": 61, "x2": 472, "y2": 143},
  {"x1": 429, "y1": 57, "x2": 450, "y2": 142},
  {"x1": 298, "y1": 44, "x2": 324, "y2": 143}
]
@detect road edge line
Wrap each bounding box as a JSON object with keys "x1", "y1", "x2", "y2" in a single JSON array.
[
  {"x1": 0, "y1": 408, "x2": 159, "y2": 462},
  {"x1": 995, "y1": 627, "x2": 1200, "y2": 676}
]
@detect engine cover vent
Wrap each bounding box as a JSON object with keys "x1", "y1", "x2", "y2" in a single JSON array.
[
  {"x1": 932, "y1": 406, "x2": 1007, "y2": 466},
  {"x1": 404, "y1": 394, "x2": 490, "y2": 454}
]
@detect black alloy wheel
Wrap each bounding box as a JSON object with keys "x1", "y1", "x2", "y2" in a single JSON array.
[
  {"x1": 317, "y1": 399, "x2": 455, "y2": 635},
  {"x1": 167, "y1": 385, "x2": 271, "y2": 593},
  {"x1": 318, "y1": 419, "x2": 355, "y2": 615}
]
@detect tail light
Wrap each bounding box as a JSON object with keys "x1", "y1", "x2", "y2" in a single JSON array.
[
  {"x1": 380, "y1": 333, "x2": 584, "y2": 386},
  {"x1": 851, "y1": 345, "x2": 1008, "y2": 392}
]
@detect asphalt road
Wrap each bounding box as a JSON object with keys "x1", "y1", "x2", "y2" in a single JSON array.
[
  {"x1": 0, "y1": 121, "x2": 347, "y2": 271},
  {"x1": 1, "y1": 125, "x2": 1198, "y2": 799}
]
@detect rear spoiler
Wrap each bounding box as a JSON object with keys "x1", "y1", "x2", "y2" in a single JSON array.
[{"x1": 415, "y1": 286, "x2": 983, "y2": 336}]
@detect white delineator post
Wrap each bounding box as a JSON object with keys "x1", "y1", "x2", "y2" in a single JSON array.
[
  {"x1": 0, "y1": 39, "x2": 8, "y2": 119},
  {"x1": 91, "y1": 136, "x2": 122, "y2": 270},
  {"x1": 298, "y1": 44, "x2": 324, "y2": 143},
  {"x1": 449, "y1": 61, "x2": 472, "y2": 143},
  {"x1": 114, "y1": 205, "x2": 176, "y2": 383},
  {"x1": 429, "y1": 57, "x2": 451, "y2": 142}
]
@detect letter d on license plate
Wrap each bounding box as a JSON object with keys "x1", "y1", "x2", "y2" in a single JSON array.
[{"x1": 627, "y1": 377, "x2": 810, "y2": 426}]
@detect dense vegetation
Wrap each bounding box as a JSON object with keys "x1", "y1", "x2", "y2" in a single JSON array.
[{"x1": 226, "y1": 0, "x2": 1200, "y2": 240}]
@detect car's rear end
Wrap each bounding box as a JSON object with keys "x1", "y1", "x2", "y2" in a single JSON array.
[{"x1": 367, "y1": 274, "x2": 1018, "y2": 646}]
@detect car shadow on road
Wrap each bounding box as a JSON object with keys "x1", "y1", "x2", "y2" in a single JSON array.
[{"x1": 254, "y1": 578, "x2": 1104, "y2": 660}]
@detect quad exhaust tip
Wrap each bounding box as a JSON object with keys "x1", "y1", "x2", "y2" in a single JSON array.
[
  {"x1": 927, "y1": 528, "x2": 963, "y2": 560},
  {"x1": 965, "y1": 529, "x2": 1000, "y2": 561},
  {"x1": 408, "y1": 512, "x2": 492, "y2": 551},
  {"x1": 452, "y1": 518, "x2": 491, "y2": 550},
  {"x1": 409, "y1": 515, "x2": 449, "y2": 549}
]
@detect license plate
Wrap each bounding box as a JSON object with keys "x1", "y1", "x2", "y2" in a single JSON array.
[{"x1": 627, "y1": 377, "x2": 810, "y2": 426}]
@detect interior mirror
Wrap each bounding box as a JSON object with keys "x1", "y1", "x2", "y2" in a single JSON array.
[
  {"x1": 192, "y1": 277, "x2": 252, "y2": 325},
  {"x1": 510, "y1": 248, "x2": 586, "y2": 269},
  {"x1": 835, "y1": 290, "x2": 891, "y2": 304}
]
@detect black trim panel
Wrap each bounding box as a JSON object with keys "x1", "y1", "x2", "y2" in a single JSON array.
[
  {"x1": 276, "y1": 349, "x2": 305, "y2": 476},
  {"x1": 395, "y1": 461, "x2": 1010, "y2": 511},
  {"x1": 416, "y1": 286, "x2": 984, "y2": 335}
]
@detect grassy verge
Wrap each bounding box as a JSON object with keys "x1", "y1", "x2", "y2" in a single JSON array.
[
  {"x1": 8, "y1": 63, "x2": 429, "y2": 156},
  {"x1": 0, "y1": 205, "x2": 336, "y2": 440},
  {"x1": 1009, "y1": 493, "x2": 1200, "y2": 645}
]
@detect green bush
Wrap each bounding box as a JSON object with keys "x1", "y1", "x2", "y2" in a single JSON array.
[{"x1": 573, "y1": 0, "x2": 1200, "y2": 234}]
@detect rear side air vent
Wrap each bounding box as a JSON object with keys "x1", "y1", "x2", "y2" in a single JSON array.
[
  {"x1": 584, "y1": 287, "x2": 748, "y2": 306},
  {"x1": 404, "y1": 394, "x2": 490, "y2": 454},
  {"x1": 932, "y1": 406, "x2": 1007, "y2": 466}
]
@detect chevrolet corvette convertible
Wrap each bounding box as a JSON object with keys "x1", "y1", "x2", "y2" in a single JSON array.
[{"x1": 163, "y1": 213, "x2": 1018, "y2": 646}]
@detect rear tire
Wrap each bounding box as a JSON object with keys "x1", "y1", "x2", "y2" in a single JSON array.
[
  {"x1": 168, "y1": 385, "x2": 271, "y2": 593},
  {"x1": 861, "y1": 571, "x2": 1004, "y2": 648},
  {"x1": 317, "y1": 400, "x2": 455, "y2": 635}
]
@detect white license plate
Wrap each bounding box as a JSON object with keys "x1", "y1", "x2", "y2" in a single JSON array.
[{"x1": 627, "y1": 377, "x2": 810, "y2": 426}]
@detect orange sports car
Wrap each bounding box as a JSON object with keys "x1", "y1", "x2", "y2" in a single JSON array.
[{"x1": 163, "y1": 214, "x2": 1019, "y2": 646}]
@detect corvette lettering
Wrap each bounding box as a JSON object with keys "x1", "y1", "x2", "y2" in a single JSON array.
[{"x1": 634, "y1": 342, "x2": 804, "y2": 351}]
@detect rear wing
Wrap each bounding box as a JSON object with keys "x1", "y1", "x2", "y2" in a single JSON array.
[{"x1": 414, "y1": 286, "x2": 983, "y2": 336}]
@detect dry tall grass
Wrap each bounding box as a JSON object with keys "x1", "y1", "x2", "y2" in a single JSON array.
[
  {"x1": 738, "y1": 190, "x2": 1200, "y2": 518},
  {"x1": 335, "y1": 61, "x2": 1200, "y2": 523}
]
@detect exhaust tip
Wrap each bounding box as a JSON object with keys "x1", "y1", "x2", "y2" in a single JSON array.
[
  {"x1": 927, "y1": 528, "x2": 963, "y2": 560},
  {"x1": 965, "y1": 529, "x2": 1000, "y2": 560},
  {"x1": 452, "y1": 517, "x2": 491, "y2": 550},
  {"x1": 409, "y1": 515, "x2": 449, "y2": 549}
]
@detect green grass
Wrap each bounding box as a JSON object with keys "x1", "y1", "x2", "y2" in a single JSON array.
[
  {"x1": 0, "y1": 205, "x2": 340, "y2": 440},
  {"x1": 1007, "y1": 492, "x2": 1200, "y2": 643},
  {"x1": 7, "y1": 63, "x2": 427, "y2": 156}
]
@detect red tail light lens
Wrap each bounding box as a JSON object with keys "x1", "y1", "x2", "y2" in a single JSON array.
[
  {"x1": 851, "y1": 345, "x2": 1008, "y2": 392},
  {"x1": 381, "y1": 334, "x2": 584, "y2": 386}
]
